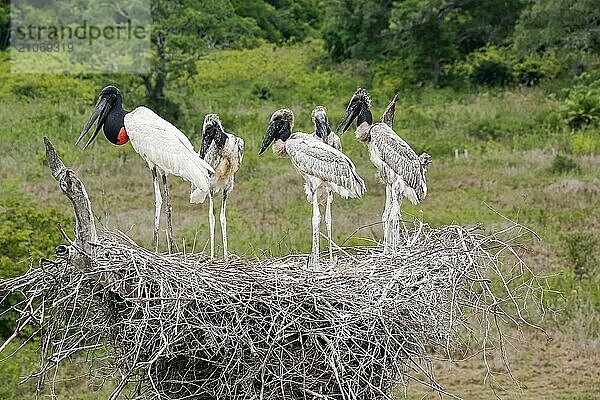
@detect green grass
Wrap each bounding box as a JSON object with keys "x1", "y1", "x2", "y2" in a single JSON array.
[{"x1": 1, "y1": 42, "x2": 599, "y2": 398}]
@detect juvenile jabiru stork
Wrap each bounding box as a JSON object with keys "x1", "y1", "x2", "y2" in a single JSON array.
[
  {"x1": 259, "y1": 109, "x2": 366, "y2": 269},
  {"x1": 76, "y1": 85, "x2": 214, "y2": 253},
  {"x1": 190, "y1": 114, "x2": 244, "y2": 260},
  {"x1": 337, "y1": 89, "x2": 431, "y2": 253},
  {"x1": 311, "y1": 106, "x2": 342, "y2": 151},
  {"x1": 310, "y1": 106, "x2": 342, "y2": 260}
]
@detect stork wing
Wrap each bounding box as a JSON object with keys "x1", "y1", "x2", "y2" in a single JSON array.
[
  {"x1": 233, "y1": 133, "x2": 244, "y2": 165},
  {"x1": 286, "y1": 134, "x2": 365, "y2": 198},
  {"x1": 124, "y1": 107, "x2": 214, "y2": 192},
  {"x1": 370, "y1": 123, "x2": 427, "y2": 202}
]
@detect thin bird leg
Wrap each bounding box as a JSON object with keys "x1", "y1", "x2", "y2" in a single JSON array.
[
  {"x1": 311, "y1": 190, "x2": 321, "y2": 269},
  {"x1": 398, "y1": 194, "x2": 408, "y2": 244},
  {"x1": 208, "y1": 190, "x2": 215, "y2": 259},
  {"x1": 162, "y1": 173, "x2": 174, "y2": 253},
  {"x1": 383, "y1": 183, "x2": 392, "y2": 254},
  {"x1": 151, "y1": 167, "x2": 162, "y2": 252},
  {"x1": 325, "y1": 190, "x2": 333, "y2": 261},
  {"x1": 389, "y1": 185, "x2": 401, "y2": 251},
  {"x1": 220, "y1": 189, "x2": 228, "y2": 259}
]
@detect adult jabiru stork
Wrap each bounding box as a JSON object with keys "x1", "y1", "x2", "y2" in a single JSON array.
[{"x1": 76, "y1": 85, "x2": 214, "y2": 253}]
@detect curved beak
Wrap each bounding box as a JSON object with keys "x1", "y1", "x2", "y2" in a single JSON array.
[
  {"x1": 336, "y1": 103, "x2": 360, "y2": 134},
  {"x1": 259, "y1": 121, "x2": 279, "y2": 155},
  {"x1": 314, "y1": 114, "x2": 331, "y2": 141},
  {"x1": 76, "y1": 95, "x2": 112, "y2": 150},
  {"x1": 199, "y1": 125, "x2": 215, "y2": 159}
]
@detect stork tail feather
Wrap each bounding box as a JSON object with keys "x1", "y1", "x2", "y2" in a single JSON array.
[{"x1": 190, "y1": 186, "x2": 209, "y2": 204}]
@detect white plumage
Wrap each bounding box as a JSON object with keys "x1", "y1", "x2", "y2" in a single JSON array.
[
  {"x1": 77, "y1": 86, "x2": 214, "y2": 253},
  {"x1": 126, "y1": 107, "x2": 214, "y2": 193}
]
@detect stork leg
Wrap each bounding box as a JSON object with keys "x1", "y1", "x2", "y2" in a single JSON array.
[
  {"x1": 220, "y1": 189, "x2": 229, "y2": 260},
  {"x1": 162, "y1": 173, "x2": 174, "y2": 254},
  {"x1": 208, "y1": 190, "x2": 215, "y2": 259},
  {"x1": 325, "y1": 190, "x2": 333, "y2": 261},
  {"x1": 389, "y1": 185, "x2": 401, "y2": 252},
  {"x1": 311, "y1": 190, "x2": 321, "y2": 269},
  {"x1": 151, "y1": 167, "x2": 162, "y2": 252},
  {"x1": 382, "y1": 184, "x2": 392, "y2": 254}
]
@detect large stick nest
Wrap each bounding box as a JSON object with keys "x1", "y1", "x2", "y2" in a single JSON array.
[{"x1": 1, "y1": 221, "x2": 545, "y2": 399}]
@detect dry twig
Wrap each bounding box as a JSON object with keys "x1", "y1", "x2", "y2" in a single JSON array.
[{"x1": 0, "y1": 221, "x2": 545, "y2": 399}]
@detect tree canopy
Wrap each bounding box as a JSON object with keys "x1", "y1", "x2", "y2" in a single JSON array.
[{"x1": 1, "y1": 0, "x2": 598, "y2": 96}]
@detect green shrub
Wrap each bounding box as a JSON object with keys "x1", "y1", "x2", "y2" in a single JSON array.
[
  {"x1": 513, "y1": 52, "x2": 560, "y2": 86},
  {"x1": 451, "y1": 45, "x2": 515, "y2": 87},
  {"x1": 563, "y1": 234, "x2": 598, "y2": 279},
  {"x1": 570, "y1": 132, "x2": 599, "y2": 155},
  {"x1": 470, "y1": 60, "x2": 514, "y2": 87},
  {"x1": 0, "y1": 188, "x2": 72, "y2": 338},
  {"x1": 11, "y1": 84, "x2": 42, "y2": 99},
  {"x1": 562, "y1": 84, "x2": 600, "y2": 129},
  {"x1": 550, "y1": 154, "x2": 581, "y2": 174},
  {"x1": 465, "y1": 119, "x2": 506, "y2": 141},
  {"x1": 252, "y1": 84, "x2": 272, "y2": 100}
]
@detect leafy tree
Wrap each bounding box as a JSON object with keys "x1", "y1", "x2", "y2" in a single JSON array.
[
  {"x1": 513, "y1": 0, "x2": 600, "y2": 55},
  {"x1": 229, "y1": 0, "x2": 323, "y2": 44},
  {"x1": 389, "y1": 0, "x2": 458, "y2": 84},
  {"x1": 265, "y1": 0, "x2": 323, "y2": 42},
  {"x1": 141, "y1": 0, "x2": 263, "y2": 116},
  {"x1": 0, "y1": 0, "x2": 9, "y2": 51},
  {"x1": 322, "y1": 0, "x2": 525, "y2": 84},
  {"x1": 388, "y1": 0, "x2": 525, "y2": 84},
  {"x1": 323, "y1": 0, "x2": 393, "y2": 61},
  {"x1": 231, "y1": 0, "x2": 282, "y2": 42}
]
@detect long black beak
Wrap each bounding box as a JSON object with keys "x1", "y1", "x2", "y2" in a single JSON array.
[
  {"x1": 336, "y1": 103, "x2": 360, "y2": 134},
  {"x1": 199, "y1": 125, "x2": 216, "y2": 159},
  {"x1": 258, "y1": 121, "x2": 278, "y2": 155},
  {"x1": 76, "y1": 96, "x2": 111, "y2": 150},
  {"x1": 314, "y1": 114, "x2": 331, "y2": 141}
]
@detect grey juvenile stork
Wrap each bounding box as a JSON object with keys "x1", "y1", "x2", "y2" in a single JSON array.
[
  {"x1": 259, "y1": 109, "x2": 366, "y2": 268},
  {"x1": 311, "y1": 106, "x2": 342, "y2": 151},
  {"x1": 76, "y1": 85, "x2": 214, "y2": 253},
  {"x1": 310, "y1": 106, "x2": 343, "y2": 259},
  {"x1": 337, "y1": 89, "x2": 431, "y2": 253},
  {"x1": 190, "y1": 114, "x2": 244, "y2": 259}
]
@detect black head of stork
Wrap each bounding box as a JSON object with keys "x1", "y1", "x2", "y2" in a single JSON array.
[
  {"x1": 337, "y1": 88, "x2": 373, "y2": 134},
  {"x1": 258, "y1": 108, "x2": 294, "y2": 155},
  {"x1": 311, "y1": 106, "x2": 332, "y2": 141},
  {"x1": 199, "y1": 114, "x2": 228, "y2": 158},
  {"x1": 76, "y1": 85, "x2": 129, "y2": 150}
]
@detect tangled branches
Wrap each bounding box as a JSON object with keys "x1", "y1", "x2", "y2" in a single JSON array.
[{"x1": 0, "y1": 220, "x2": 546, "y2": 399}]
